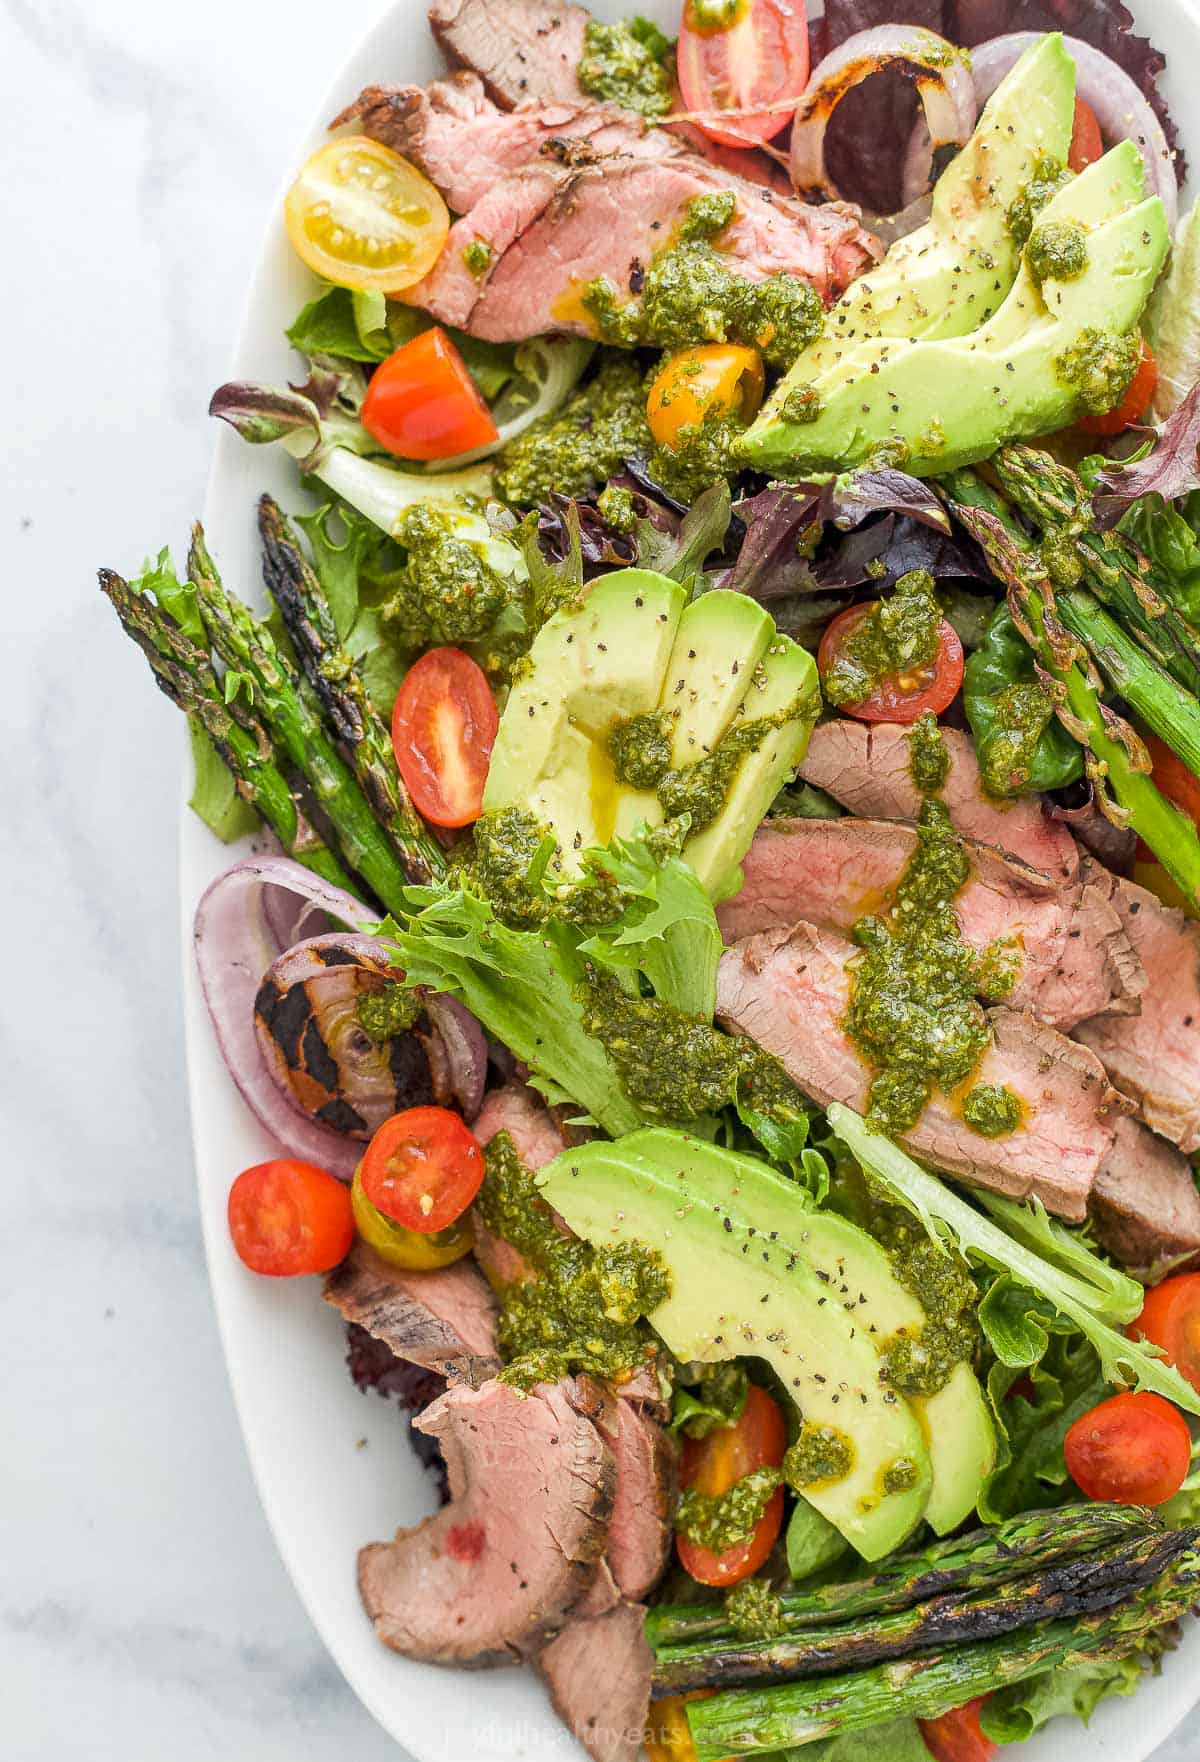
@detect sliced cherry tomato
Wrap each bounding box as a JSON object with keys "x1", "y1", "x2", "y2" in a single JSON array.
[
  {"x1": 1067, "y1": 98, "x2": 1104, "y2": 173},
  {"x1": 1142, "y1": 730, "x2": 1200, "y2": 833},
  {"x1": 362, "y1": 327, "x2": 498, "y2": 461},
  {"x1": 227, "y1": 1159, "x2": 354, "y2": 1277},
  {"x1": 392, "y1": 647, "x2": 498, "y2": 828},
  {"x1": 283, "y1": 136, "x2": 449, "y2": 292},
  {"x1": 817, "y1": 602, "x2": 965, "y2": 723},
  {"x1": 647, "y1": 344, "x2": 765, "y2": 448},
  {"x1": 351, "y1": 1166, "x2": 474, "y2": 1269},
  {"x1": 359, "y1": 1106, "x2": 484, "y2": 1235},
  {"x1": 677, "y1": 1384, "x2": 787, "y2": 1586},
  {"x1": 919, "y1": 1697, "x2": 997, "y2": 1762},
  {"x1": 677, "y1": 0, "x2": 810, "y2": 148},
  {"x1": 1064, "y1": 1390, "x2": 1192, "y2": 1506},
  {"x1": 1078, "y1": 337, "x2": 1158, "y2": 436},
  {"x1": 1132, "y1": 1273, "x2": 1200, "y2": 1397}
]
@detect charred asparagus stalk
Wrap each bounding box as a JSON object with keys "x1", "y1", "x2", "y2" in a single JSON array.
[
  {"x1": 1054, "y1": 588, "x2": 1200, "y2": 776},
  {"x1": 686, "y1": 1538, "x2": 1200, "y2": 1759},
  {"x1": 654, "y1": 1525, "x2": 1193, "y2": 1695},
  {"x1": 645, "y1": 1504, "x2": 1158, "y2": 1649},
  {"x1": 949, "y1": 503, "x2": 1200, "y2": 909},
  {"x1": 991, "y1": 445, "x2": 1200, "y2": 695},
  {"x1": 257, "y1": 496, "x2": 446, "y2": 885},
  {"x1": 99, "y1": 567, "x2": 355, "y2": 891},
  {"x1": 188, "y1": 526, "x2": 414, "y2": 914}
]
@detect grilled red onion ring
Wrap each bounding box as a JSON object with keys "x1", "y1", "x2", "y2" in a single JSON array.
[
  {"x1": 194, "y1": 858, "x2": 485, "y2": 1178},
  {"x1": 791, "y1": 25, "x2": 975, "y2": 225},
  {"x1": 902, "y1": 33, "x2": 1177, "y2": 229}
]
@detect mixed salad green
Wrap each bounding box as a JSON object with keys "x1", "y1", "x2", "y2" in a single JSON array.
[{"x1": 102, "y1": 3, "x2": 1200, "y2": 1759}]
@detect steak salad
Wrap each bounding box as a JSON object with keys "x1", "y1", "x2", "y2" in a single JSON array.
[{"x1": 103, "y1": 0, "x2": 1200, "y2": 1756}]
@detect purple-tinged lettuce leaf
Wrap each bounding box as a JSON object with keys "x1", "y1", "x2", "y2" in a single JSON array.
[
  {"x1": 1093, "y1": 382, "x2": 1200, "y2": 527},
  {"x1": 818, "y1": 469, "x2": 950, "y2": 534}
]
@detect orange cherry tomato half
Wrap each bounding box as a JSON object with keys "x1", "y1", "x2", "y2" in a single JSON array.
[
  {"x1": 227, "y1": 1159, "x2": 355, "y2": 1277},
  {"x1": 1063, "y1": 1390, "x2": 1192, "y2": 1506},
  {"x1": 647, "y1": 343, "x2": 766, "y2": 449},
  {"x1": 359, "y1": 1106, "x2": 484, "y2": 1234},
  {"x1": 391, "y1": 646, "x2": 498, "y2": 828},
  {"x1": 1067, "y1": 98, "x2": 1104, "y2": 173},
  {"x1": 919, "y1": 1697, "x2": 997, "y2": 1762},
  {"x1": 1078, "y1": 337, "x2": 1158, "y2": 437},
  {"x1": 677, "y1": 1384, "x2": 787, "y2": 1587},
  {"x1": 1132, "y1": 1273, "x2": 1200, "y2": 1397},
  {"x1": 362, "y1": 327, "x2": 499, "y2": 461},
  {"x1": 677, "y1": 0, "x2": 811, "y2": 149},
  {"x1": 817, "y1": 602, "x2": 965, "y2": 723}
]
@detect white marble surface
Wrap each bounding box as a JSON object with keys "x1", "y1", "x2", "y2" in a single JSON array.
[{"x1": 0, "y1": 1, "x2": 1196, "y2": 1758}]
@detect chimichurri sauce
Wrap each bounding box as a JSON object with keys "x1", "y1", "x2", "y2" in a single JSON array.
[{"x1": 841, "y1": 720, "x2": 1021, "y2": 1140}]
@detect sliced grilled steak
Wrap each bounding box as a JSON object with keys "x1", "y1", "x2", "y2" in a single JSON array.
[
  {"x1": 1075, "y1": 877, "x2": 1200, "y2": 1155},
  {"x1": 324, "y1": 1240, "x2": 499, "y2": 1383},
  {"x1": 719, "y1": 817, "x2": 1140, "y2": 1028},
  {"x1": 591, "y1": 1387, "x2": 676, "y2": 1601},
  {"x1": 407, "y1": 156, "x2": 877, "y2": 340},
  {"x1": 798, "y1": 721, "x2": 1079, "y2": 882},
  {"x1": 716, "y1": 922, "x2": 1122, "y2": 1218},
  {"x1": 336, "y1": 73, "x2": 673, "y2": 214},
  {"x1": 538, "y1": 1600, "x2": 655, "y2": 1762},
  {"x1": 430, "y1": 0, "x2": 589, "y2": 109},
  {"x1": 1090, "y1": 1115, "x2": 1200, "y2": 1274},
  {"x1": 358, "y1": 1375, "x2": 614, "y2": 1664}
]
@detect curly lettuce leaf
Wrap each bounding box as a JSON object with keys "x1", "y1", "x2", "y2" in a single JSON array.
[
  {"x1": 380, "y1": 886, "x2": 644, "y2": 1136},
  {"x1": 827, "y1": 1103, "x2": 1200, "y2": 1415},
  {"x1": 980, "y1": 1653, "x2": 1145, "y2": 1745},
  {"x1": 576, "y1": 833, "x2": 720, "y2": 1020}
]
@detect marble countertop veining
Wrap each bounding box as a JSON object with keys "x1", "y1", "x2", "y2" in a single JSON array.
[{"x1": 0, "y1": 1, "x2": 1195, "y2": 1758}]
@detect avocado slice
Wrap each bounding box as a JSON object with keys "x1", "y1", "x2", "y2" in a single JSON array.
[
  {"x1": 911, "y1": 1361, "x2": 996, "y2": 1535},
  {"x1": 481, "y1": 568, "x2": 686, "y2": 871},
  {"x1": 742, "y1": 145, "x2": 1170, "y2": 478},
  {"x1": 484, "y1": 579, "x2": 818, "y2": 892},
  {"x1": 540, "y1": 1129, "x2": 936, "y2": 1560},
  {"x1": 684, "y1": 635, "x2": 819, "y2": 901},
  {"x1": 614, "y1": 589, "x2": 778, "y2": 842},
  {"x1": 788, "y1": 34, "x2": 1076, "y2": 385}
]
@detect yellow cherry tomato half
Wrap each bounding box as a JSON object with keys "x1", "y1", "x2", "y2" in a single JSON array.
[
  {"x1": 646, "y1": 343, "x2": 765, "y2": 449},
  {"x1": 351, "y1": 1166, "x2": 473, "y2": 1269},
  {"x1": 283, "y1": 136, "x2": 450, "y2": 293}
]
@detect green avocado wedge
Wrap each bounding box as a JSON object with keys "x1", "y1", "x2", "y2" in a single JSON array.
[
  {"x1": 483, "y1": 576, "x2": 819, "y2": 896},
  {"x1": 742, "y1": 142, "x2": 1169, "y2": 478},
  {"x1": 538, "y1": 1129, "x2": 938, "y2": 1560},
  {"x1": 790, "y1": 33, "x2": 1077, "y2": 382}
]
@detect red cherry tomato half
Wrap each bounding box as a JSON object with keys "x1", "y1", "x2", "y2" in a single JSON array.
[
  {"x1": 1142, "y1": 730, "x2": 1200, "y2": 835},
  {"x1": 227, "y1": 1159, "x2": 354, "y2": 1277},
  {"x1": 817, "y1": 602, "x2": 965, "y2": 723},
  {"x1": 1067, "y1": 98, "x2": 1103, "y2": 173},
  {"x1": 392, "y1": 646, "x2": 498, "y2": 828},
  {"x1": 1132, "y1": 1272, "x2": 1200, "y2": 1397},
  {"x1": 1078, "y1": 337, "x2": 1158, "y2": 437},
  {"x1": 677, "y1": 0, "x2": 811, "y2": 149},
  {"x1": 360, "y1": 1106, "x2": 484, "y2": 1234},
  {"x1": 361, "y1": 326, "x2": 499, "y2": 461},
  {"x1": 677, "y1": 1384, "x2": 787, "y2": 1586},
  {"x1": 1064, "y1": 1390, "x2": 1192, "y2": 1506},
  {"x1": 919, "y1": 1697, "x2": 997, "y2": 1762}
]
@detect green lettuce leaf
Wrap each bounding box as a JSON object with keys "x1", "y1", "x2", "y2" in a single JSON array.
[
  {"x1": 827, "y1": 1104, "x2": 1200, "y2": 1415},
  {"x1": 770, "y1": 1718, "x2": 931, "y2": 1762},
  {"x1": 286, "y1": 285, "x2": 393, "y2": 362},
  {"x1": 576, "y1": 834, "x2": 720, "y2": 1020},
  {"x1": 186, "y1": 718, "x2": 258, "y2": 842},
  {"x1": 977, "y1": 1324, "x2": 1108, "y2": 1522},
  {"x1": 981, "y1": 1654, "x2": 1144, "y2": 1745},
  {"x1": 381, "y1": 884, "x2": 644, "y2": 1135}
]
